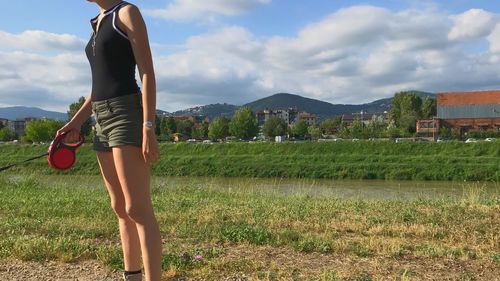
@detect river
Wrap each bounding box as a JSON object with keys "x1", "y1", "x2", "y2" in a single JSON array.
[{"x1": 8, "y1": 174, "x2": 499, "y2": 201}]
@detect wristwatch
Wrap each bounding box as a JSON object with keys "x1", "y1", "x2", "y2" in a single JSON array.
[{"x1": 143, "y1": 120, "x2": 154, "y2": 128}]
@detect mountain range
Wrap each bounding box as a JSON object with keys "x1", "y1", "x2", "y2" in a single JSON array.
[
  {"x1": 0, "y1": 91, "x2": 434, "y2": 121},
  {"x1": 168, "y1": 91, "x2": 434, "y2": 120},
  {"x1": 0, "y1": 106, "x2": 68, "y2": 121}
]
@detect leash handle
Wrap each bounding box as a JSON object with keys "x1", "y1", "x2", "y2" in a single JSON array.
[{"x1": 55, "y1": 131, "x2": 85, "y2": 149}]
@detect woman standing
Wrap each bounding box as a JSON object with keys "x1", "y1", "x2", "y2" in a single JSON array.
[{"x1": 57, "y1": 1, "x2": 162, "y2": 280}]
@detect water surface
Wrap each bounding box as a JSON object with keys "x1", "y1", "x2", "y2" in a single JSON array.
[{"x1": 7, "y1": 174, "x2": 499, "y2": 201}]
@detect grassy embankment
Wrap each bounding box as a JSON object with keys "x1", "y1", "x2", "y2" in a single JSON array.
[
  {"x1": 0, "y1": 174, "x2": 498, "y2": 280},
  {"x1": 0, "y1": 141, "x2": 499, "y2": 181}
]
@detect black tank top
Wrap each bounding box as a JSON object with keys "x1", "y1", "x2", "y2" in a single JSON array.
[{"x1": 85, "y1": 1, "x2": 140, "y2": 101}]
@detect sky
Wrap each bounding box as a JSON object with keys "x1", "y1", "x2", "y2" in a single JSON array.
[{"x1": 1, "y1": 0, "x2": 500, "y2": 112}]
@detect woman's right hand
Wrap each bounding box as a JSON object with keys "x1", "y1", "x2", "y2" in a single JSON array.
[{"x1": 56, "y1": 121, "x2": 82, "y2": 142}]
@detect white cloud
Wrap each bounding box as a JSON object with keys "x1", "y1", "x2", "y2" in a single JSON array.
[
  {"x1": 0, "y1": 51, "x2": 90, "y2": 111},
  {"x1": 0, "y1": 30, "x2": 85, "y2": 53},
  {"x1": 145, "y1": 0, "x2": 271, "y2": 22},
  {"x1": 488, "y1": 23, "x2": 500, "y2": 53},
  {"x1": 448, "y1": 9, "x2": 497, "y2": 41}
]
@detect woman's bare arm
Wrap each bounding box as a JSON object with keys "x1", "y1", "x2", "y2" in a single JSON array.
[
  {"x1": 117, "y1": 4, "x2": 156, "y2": 127},
  {"x1": 116, "y1": 4, "x2": 160, "y2": 164}
]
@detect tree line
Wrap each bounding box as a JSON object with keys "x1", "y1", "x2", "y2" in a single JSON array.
[{"x1": 0, "y1": 91, "x2": 439, "y2": 142}]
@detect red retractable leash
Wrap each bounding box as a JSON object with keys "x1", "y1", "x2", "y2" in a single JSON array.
[
  {"x1": 47, "y1": 132, "x2": 85, "y2": 170},
  {"x1": 0, "y1": 132, "x2": 84, "y2": 172}
]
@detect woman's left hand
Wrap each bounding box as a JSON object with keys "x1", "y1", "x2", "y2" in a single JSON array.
[{"x1": 142, "y1": 127, "x2": 160, "y2": 165}]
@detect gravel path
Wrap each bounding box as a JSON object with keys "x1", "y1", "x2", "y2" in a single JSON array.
[{"x1": 0, "y1": 260, "x2": 121, "y2": 281}]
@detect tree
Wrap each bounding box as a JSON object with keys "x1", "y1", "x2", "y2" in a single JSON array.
[
  {"x1": 389, "y1": 91, "x2": 422, "y2": 134},
  {"x1": 200, "y1": 119, "x2": 209, "y2": 139},
  {"x1": 421, "y1": 97, "x2": 437, "y2": 119},
  {"x1": 229, "y1": 107, "x2": 258, "y2": 139},
  {"x1": 350, "y1": 118, "x2": 366, "y2": 139},
  {"x1": 176, "y1": 119, "x2": 194, "y2": 140},
  {"x1": 367, "y1": 115, "x2": 385, "y2": 138},
  {"x1": 0, "y1": 128, "x2": 15, "y2": 141},
  {"x1": 320, "y1": 117, "x2": 341, "y2": 135},
  {"x1": 23, "y1": 119, "x2": 65, "y2": 142},
  {"x1": 291, "y1": 120, "x2": 308, "y2": 139},
  {"x1": 308, "y1": 126, "x2": 322, "y2": 140},
  {"x1": 338, "y1": 126, "x2": 350, "y2": 139},
  {"x1": 192, "y1": 120, "x2": 209, "y2": 140},
  {"x1": 154, "y1": 115, "x2": 161, "y2": 137},
  {"x1": 160, "y1": 116, "x2": 176, "y2": 141},
  {"x1": 384, "y1": 120, "x2": 402, "y2": 138},
  {"x1": 262, "y1": 116, "x2": 287, "y2": 139},
  {"x1": 68, "y1": 96, "x2": 92, "y2": 138},
  {"x1": 208, "y1": 117, "x2": 229, "y2": 141}
]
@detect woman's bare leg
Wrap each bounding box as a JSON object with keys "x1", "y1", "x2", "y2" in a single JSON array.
[
  {"x1": 96, "y1": 151, "x2": 142, "y2": 272},
  {"x1": 112, "y1": 145, "x2": 162, "y2": 281}
]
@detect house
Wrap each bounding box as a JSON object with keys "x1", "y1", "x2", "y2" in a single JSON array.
[{"x1": 299, "y1": 112, "x2": 317, "y2": 126}]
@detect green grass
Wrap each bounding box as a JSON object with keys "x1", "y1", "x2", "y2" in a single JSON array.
[
  {"x1": 1, "y1": 141, "x2": 499, "y2": 181},
  {"x1": 0, "y1": 174, "x2": 498, "y2": 279}
]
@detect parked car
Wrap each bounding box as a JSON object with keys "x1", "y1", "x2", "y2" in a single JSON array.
[
  {"x1": 202, "y1": 140, "x2": 214, "y2": 144},
  {"x1": 436, "y1": 136, "x2": 449, "y2": 143},
  {"x1": 465, "y1": 138, "x2": 478, "y2": 143},
  {"x1": 485, "y1": 138, "x2": 495, "y2": 142}
]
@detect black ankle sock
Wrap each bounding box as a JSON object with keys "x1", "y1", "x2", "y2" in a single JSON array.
[{"x1": 124, "y1": 270, "x2": 142, "y2": 276}]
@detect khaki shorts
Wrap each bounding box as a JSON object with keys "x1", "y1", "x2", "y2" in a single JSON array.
[{"x1": 91, "y1": 93, "x2": 143, "y2": 152}]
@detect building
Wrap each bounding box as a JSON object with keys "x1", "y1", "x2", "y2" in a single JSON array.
[
  {"x1": 256, "y1": 109, "x2": 271, "y2": 126},
  {"x1": 416, "y1": 119, "x2": 440, "y2": 137},
  {"x1": 298, "y1": 112, "x2": 318, "y2": 126},
  {"x1": 416, "y1": 90, "x2": 500, "y2": 137},
  {"x1": 437, "y1": 90, "x2": 500, "y2": 134},
  {"x1": 256, "y1": 108, "x2": 299, "y2": 126},
  {"x1": 1, "y1": 117, "x2": 44, "y2": 137},
  {"x1": 341, "y1": 111, "x2": 388, "y2": 127},
  {"x1": 7, "y1": 120, "x2": 26, "y2": 136}
]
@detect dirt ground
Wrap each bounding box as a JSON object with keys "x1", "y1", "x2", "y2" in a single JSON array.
[
  {"x1": 1, "y1": 244, "x2": 499, "y2": 281},
  {"x1": 0, "y1": 260, "x2": 120, "y2": 281}
]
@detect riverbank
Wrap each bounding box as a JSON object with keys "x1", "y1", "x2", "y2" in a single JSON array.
[
  {"x1": 1, "y1": 141, "x2": 499, "y2": 181},
  {"x1": 0, "y1": 175, "x2": 498, "y2": 280}
]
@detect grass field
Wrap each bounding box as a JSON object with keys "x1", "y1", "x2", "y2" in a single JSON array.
[
  {"x1": 0, "y1": 141, "x2": 499, "y2": 181},
  {"x1": 0, "y1": 174, "x2": 498, "y2": 280}
]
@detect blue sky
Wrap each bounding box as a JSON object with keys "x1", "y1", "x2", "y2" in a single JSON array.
[{"x1": 1, "y1": 0, "x2": 500, "y2": 112}]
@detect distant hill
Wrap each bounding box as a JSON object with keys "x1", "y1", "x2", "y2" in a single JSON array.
[
  {"x1": 156, "y1": 109, "x2": 170, "y2": 116},
  {"x1": 243, "y1": 93, "x2": 351, "y2": 117},
  {"x1": 0, "y1": 106, "x2": 171, "y2": 121},
  {"x1": 0, "y1": 106, "x2": 68, "y2": 121},
  {"x1": 242, "y1": 91, "x2": 435, "y2": 120},
  {"x1": 163, "y1": 91, "x2": 435, "y2": 120}
]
